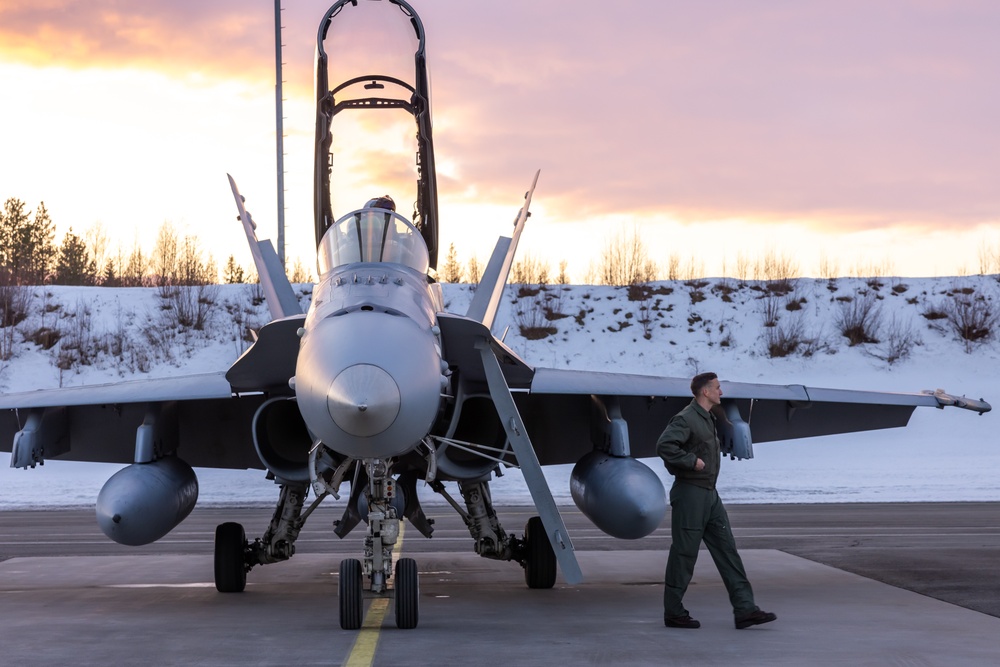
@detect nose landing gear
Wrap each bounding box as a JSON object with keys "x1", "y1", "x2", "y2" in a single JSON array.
[{"x1": 338, "y1": 459, "x2": 420, "y2": 630}]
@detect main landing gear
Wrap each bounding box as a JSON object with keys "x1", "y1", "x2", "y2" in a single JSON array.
[
  {"x1": 431, "y1": 479, "x2": 558, "y2": 590},
  {"x1": 212, "y1": 467, "x2": 555, "y2": 631},
  {"x1": 209, "y1": 459, "x2": 421, "y2": 630}
]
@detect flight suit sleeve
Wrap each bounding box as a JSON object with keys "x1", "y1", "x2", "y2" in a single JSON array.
[{"x1": 656, "y1": 416, "x2": 698, "y2": 471}]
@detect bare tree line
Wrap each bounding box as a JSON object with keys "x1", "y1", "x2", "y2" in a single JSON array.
[{"x1": 0, "y1": 196, "x2": 285, "y2": 287}]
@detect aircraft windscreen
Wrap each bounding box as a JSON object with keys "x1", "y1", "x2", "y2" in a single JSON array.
[{"x1": 318, "y1": 209, "x2": 429, "y2": 275}]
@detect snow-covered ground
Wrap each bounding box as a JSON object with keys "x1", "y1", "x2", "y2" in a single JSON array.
[{"x1": 1, "y1": 275, "x2": 997, "y2": 509}]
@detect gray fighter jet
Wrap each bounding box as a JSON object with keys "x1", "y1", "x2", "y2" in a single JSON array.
[{"x1": 0, "y1": 0, "x2": 991, "y2": 631}]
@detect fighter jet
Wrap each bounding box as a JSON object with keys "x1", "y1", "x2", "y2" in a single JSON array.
[{"x1": 0, "y1": 0, "x2": 991, "y2": 631}]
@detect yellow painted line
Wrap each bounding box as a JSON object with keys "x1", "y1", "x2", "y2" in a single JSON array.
[{"x1": 342, "y1": 523, "x2": 406, "y2": 667}]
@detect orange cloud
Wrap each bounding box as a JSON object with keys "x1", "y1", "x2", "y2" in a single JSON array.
[
  {"x1": 3, "y1": 0, "x2": 999, "y2": 257},
  {"x1": 0, "y1": 1, "x2": 273, "y2": 83}
]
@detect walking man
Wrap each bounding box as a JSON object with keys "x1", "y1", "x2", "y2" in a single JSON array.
[{"x1": 657, "y1": 372, "x2": 777, "y2": 630}]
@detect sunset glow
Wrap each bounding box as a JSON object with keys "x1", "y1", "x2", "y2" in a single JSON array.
[{"x1": 2, "y1": 1, "x2": 998, "y2": 280}]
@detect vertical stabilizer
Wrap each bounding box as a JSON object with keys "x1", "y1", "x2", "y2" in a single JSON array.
[
  {"x1": 227, "y1": 174, "x2": 303, "y2": 321},
  {"x1": 466, "y1": 171, "x2": 540, "y2": 330}
]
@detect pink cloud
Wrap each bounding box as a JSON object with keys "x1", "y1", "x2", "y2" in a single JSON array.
[{"x1": 2, "y1": 0, "x2": 998, "y2": 236}]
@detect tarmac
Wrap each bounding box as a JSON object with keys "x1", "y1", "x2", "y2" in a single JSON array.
[{"x1": 1, "y1": 504, "x2": 999, "y2": 666}]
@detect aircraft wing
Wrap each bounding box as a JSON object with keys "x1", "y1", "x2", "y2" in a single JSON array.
[
  {"x1": 0, "y1": 372, "x2": 266, "y2": 470},
  {"x1": 510, "y1": 367, "x2": 991, "y2": 466}
]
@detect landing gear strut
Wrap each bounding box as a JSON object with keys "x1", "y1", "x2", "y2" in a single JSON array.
[
  {"x1": 336, "y1": 459, "x2": 420, "y2": 630},
  {"x1": 432, "y1": 479, "x2": 558, "y2": 590}
]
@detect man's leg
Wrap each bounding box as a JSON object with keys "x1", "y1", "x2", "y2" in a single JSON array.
[
  {"x1": 701, "y1": 491, "x2": 756, "y2": 615},
  {"x1": 663, "y1": 483, "x2": 707, "y2": 618}
]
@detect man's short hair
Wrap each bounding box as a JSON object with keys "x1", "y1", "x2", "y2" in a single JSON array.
[{"x1": 691, "y1": 372, "x2": 718, "y2": 397}]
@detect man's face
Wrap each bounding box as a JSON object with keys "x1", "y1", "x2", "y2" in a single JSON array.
[{"x1": 704, "y1": 379, "x2": 723, "y2": 406}]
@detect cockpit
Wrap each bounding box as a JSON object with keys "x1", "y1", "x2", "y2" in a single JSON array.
[{"x1": 318, "y1": 207, "x2": 430, "y2": 276}]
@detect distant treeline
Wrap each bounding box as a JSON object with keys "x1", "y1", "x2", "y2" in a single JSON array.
[
  {"x1": 0, "y1": 197, "x2": 317, "y2": 287},
  {"x1": 6, "y1": 196, "x2": 999, "y2": 289}
]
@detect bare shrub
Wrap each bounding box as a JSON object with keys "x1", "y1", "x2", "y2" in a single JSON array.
[
  {"x1": 141, "y1": 321, "x2": 176, "y2": 365},
  {"x1": 756, "y1": 249, "x2": 798, "y2": 295},
  {"x1": 785, "y1": 294, "x2": 807, "y2": 311},
  {"x1": 165, "y1": 284, "x2": 219, "y2": 331},
  {"x1": 595, "y1": 226, "x2": 658, "y2": 286},
  {"x1": 679, "y1": 256, "x2": 705, "y2": 282},
  {"x1": 55, "y1": 300, "x2": 96, "y2": 370},
  {"x1": 0, "y1": 276, "x2": 32, "y2": 363},
  {"x1": 542, "y1": 288, "x2": 569, "y2": 322},
  {"x1": 0, "y1": 276, "x2": 32, "y2": 329},
  {"x1": 24, "y1": 326, "x2": 60, "y2": 350},
  {"x1": 667, "y1": 253, "x2": 681, "y2": 281},
  {"x1": 225, "y1": 285, "x2": 266, "y2": 352},
  {"x1": 764, "y1": 318, "x2": 805, "y2": 358},
  {"x1": 511, "y1": 253, "x2": 550, "y2": 285},
  {"x1": 946, "y1": 294, "x2": 997, "y2": 352},
  {"x1": 872, "y1": 314, "x2": 920, "y2": 365},
  {"x1": 636, "y1": 289, "x2": 654, "y2": 340},
  {"x1": 152, "y1": 222, "x2": 179, "y2": 286},
  {"x1": 922, "y1": 304, "x2": 948, "y2": 320},
  {"x1": 818, "y1": 253, "x2": 839, "y2": 281},
  {"x1": 713, "y1": 281, "x2": 737, "y2": 303},
  {"x1": 836, "y1": 292, "x2": 882, "y2": 346},
  {"x1": 734, "y1": 251, "x2": 749, "y2": 285},
  {"x1": 514, "y1": 292, "x2": 556, "y2": 340},
  {"x1": 977, "y1": 239, "x2": 1000, "y2": 275},
  {"x1": 84, "y1": 222, "x2": 111, "y2": 280},
  {"x1": 249, "y1": 280, "x2": 265, "y2": 307},
  {"x1": 761, "y1": 295, "x2": 781, "y2": 327},
  {"x1": 121, "y1": 242, "x2": 150, "y2": 286}
]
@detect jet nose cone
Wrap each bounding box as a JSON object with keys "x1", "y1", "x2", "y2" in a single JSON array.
[{"x1": 327, "y1": 364, "x2": 400, "y2": 437}]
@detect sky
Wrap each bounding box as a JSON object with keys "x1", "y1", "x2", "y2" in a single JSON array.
[{"x1": 2, "y1": 0, "x2": 999, "y2": 280}]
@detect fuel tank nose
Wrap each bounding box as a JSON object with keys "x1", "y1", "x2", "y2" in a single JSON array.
[{"x1": 327, "y1": 363, "x2": 400, "y2": 437}]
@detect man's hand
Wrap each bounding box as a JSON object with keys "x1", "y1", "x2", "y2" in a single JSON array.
[{"x1": 694, "y1": 458, "x2": 705, "y2": 472}]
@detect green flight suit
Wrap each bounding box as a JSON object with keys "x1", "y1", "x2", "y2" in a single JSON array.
[{"x1": 656, "y1": 399, "x2": 757, "y2": 619}]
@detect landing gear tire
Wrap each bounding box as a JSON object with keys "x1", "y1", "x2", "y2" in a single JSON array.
[
  {"x1": 524, "y1": 516, "x2": 556, "y2": 589},
  {"x1": 394, "y1": 557, "x2": 419, "y2": 629},
  {"x1": 339, "y1": 558, "x2": 364, "y2": 630},
  {"x1": 214, "y1": 522, "x2": 247, "y2": 593}
]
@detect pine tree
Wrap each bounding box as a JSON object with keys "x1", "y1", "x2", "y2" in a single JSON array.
[
  {"x1": 441, "y1": 243, "x2": 463, "y2": 283},
  {"x1": 54, "y1": 228, "x2": 97, "y2": 285},
  {"x1": 224, "y1": 255, "x2": 245, "y2": 284},
  {"x1": 466, "y1": 256, "x2": 481, "y2": 284},
  {"x1": 287, "y1": 257, "x2": 313, "y2": 284},
  {"x1": 0, "y1": 199, "x2": 56, "y2": 284},
  {"x1": 0, "y1": 198, "x2": 27, "y2": 270},
  {"x1": 122, "y1": 244, "x2": 149, "y2": 286},
  {"x1": 26, "y1": 202, "x2": 56, "y2": 283},
  {"x1": 557, "y1": 260, "x2": 570, "y2": 285},
  {"x1": 152, "y1": 221, "x2": 179, "y2": 286}
]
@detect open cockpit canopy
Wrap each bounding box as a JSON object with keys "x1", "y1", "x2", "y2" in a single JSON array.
[{"x1": 314, "y1": 0, "x2": 439, "y2": 268}]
